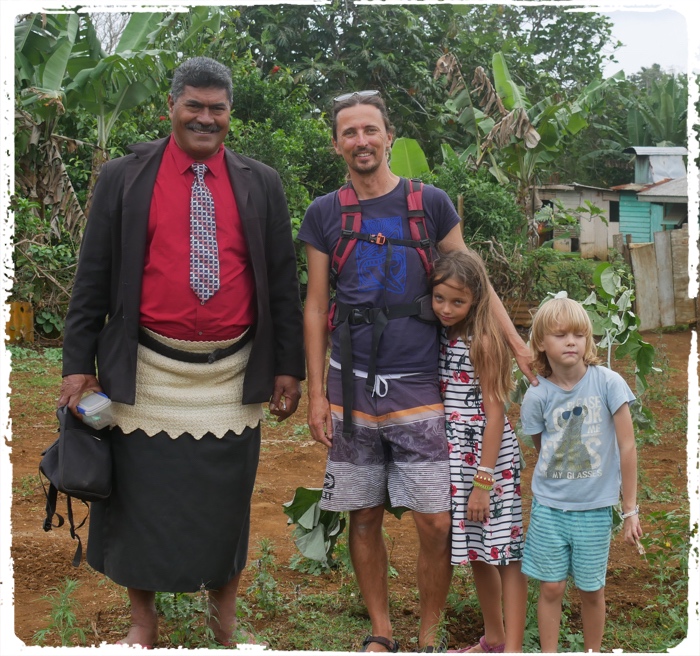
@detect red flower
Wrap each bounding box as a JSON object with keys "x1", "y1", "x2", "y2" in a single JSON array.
[
  {"x1": 447, "y1": 442, "x2": 454, "y2": 453},
  {"x1": 464, "y1": 452, "x2": 476, "y2": 466},
  {"x1": 459, "y1": 371, "x2": 470, "y2": 383},
  {"x1": 159, "y1": 116, "x2": 167, "y2": 121},
  {"x1": 450, "y1": 484, "x2": 458, "y2": 497},
  {"x1": 449, "y1": 411, "x2": 461, "y2": 422},
  {"x1": 270, "y1": 65, "x2": 280, "y2": 74},
  {"x1": 458, "y1": 519, "x2": 466, "y2": 531},
  {"x1": 490, "y1": 547, "x2": 500, "y2": 559},
  {"x1": 440, "y1": 379, "x2": 448, "y2": 394},
  {"x1": 511, "y1": 526, "x2": 521, "y2": 539},
  {"x1": 502, "y1": 469, "x2": 513, "y2": 480},
  {"x1": 468, "y1": 550, "x2": 478, "y2": 561},
  {"x1": 449, "y1": 339, "x2": 458, "y2": 347},
  {"x1": 514, "y1": 484, "x2": 521, "y2": 496},
  {"x1": 471, "y1": 415, "x2": 483, "y2": 422}
]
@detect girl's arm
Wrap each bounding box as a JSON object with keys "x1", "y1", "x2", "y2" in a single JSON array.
[
  {"x1": 467, "y1": 375, "x2": 505, "y2": 523},
  {"x1": 614, "y1": 402, "x2": 643, "y2": 545}
]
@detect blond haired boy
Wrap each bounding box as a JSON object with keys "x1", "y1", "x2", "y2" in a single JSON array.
[{"x1": 520, "y1": 297, "x2": 642, "y2": 652}]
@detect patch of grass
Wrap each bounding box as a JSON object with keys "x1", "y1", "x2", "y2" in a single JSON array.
[
  {"x1": 33, "y1": 578, "x2": 87, "y2": 646},
  {"x1": 13, "y1": 473, "x2": 41, "y2": 497},
  {"x1": 8, "y1": 345, "x2": 63, "y2": 375}
]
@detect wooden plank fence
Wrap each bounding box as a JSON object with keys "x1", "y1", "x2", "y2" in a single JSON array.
[{"x1": 614, "y1": 225, "x2": 696, "y2": 331}]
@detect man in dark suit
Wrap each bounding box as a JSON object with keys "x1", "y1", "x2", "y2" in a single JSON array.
[{"x1": 58, "y1": 57, "x2": 304, "y2": 647}]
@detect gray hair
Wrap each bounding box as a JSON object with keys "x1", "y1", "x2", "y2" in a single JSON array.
[{"x1": 171, "y1": 57, "x2": 233, "y2": 104}]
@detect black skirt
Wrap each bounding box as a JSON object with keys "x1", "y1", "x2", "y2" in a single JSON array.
[{"x1": 87, "y1": 424, "x2": 261, "y2": 592}]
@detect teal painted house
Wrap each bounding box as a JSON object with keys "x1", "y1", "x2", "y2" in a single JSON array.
[
  {"x1": 612, "y1": 147, "x2": 688, "y2": 244},
  {"x1": 616, "y1": 188, "x2": 665, "y2": 243}
]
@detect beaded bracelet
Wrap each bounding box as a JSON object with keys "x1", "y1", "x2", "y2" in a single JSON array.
[
  {"x1": 473, "y1": 480, "x2": 493, "y2": 491},
  {"x1": 620, "y1": 505, "x2": 640, "y2": 519},
  {"x1": 477, "y1": 465, "x2": 495, "y2": 475}
]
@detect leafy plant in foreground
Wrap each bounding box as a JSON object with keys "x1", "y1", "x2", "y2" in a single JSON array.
[
  {"x1": 581, "y1": 261, "x2": 656, "y2": 431},
  {"x1": 33, "y1": 578, "x2": 86, "y2": 646},
  {"x1": 283, "y1": 487, "x2": 346, "y2": 569},
  {"x1": 155, "y1": 586, "x2": 217, "y2": 648}
]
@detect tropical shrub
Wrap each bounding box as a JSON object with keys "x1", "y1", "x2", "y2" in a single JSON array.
[{"x1": 427, "y1": 161, "x2": 525, "y2": 245}]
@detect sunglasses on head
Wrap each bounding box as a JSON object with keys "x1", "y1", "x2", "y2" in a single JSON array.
[{"x1": 333, "y1": 90, "x2": 381, "y2": 103}]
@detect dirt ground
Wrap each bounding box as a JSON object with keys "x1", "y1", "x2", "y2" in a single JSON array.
[{"x1": 6, "y1": 329, "x2": 694, "y2": 650}]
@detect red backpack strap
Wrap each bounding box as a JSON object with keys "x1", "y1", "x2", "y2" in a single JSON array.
[
  {"x1": 405, "y1": 178, "x2": 434, "y2": 276},
  {"x1": 330, "y1": 183, "x2": 363, "y2": 289}
]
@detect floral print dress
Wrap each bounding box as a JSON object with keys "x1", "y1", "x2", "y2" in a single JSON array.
[{"x1": 438, "y1": 330, "x2": 524, "y2": 566}]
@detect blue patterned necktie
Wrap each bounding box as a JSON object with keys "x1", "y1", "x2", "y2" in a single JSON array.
[{"x1": 190, "y1": 162, "x2": 220, "y2": 303}]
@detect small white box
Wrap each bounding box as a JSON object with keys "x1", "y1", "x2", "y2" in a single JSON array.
[{"x1": 77, "y1": 392, "x2": 114, "y2": 430}]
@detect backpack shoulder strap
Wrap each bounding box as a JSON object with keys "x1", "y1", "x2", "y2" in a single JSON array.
[
  {"x1": 330, "y1": 182, "x2": 363, "y2": 289},
  {"x1": 40, "y1": 468, "x2": 64, "y2": 532},
  {"x1": 405, "y1": 178, "x2": 434, "y2": 276}
]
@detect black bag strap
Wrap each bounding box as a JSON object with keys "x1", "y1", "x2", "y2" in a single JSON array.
[
  {"x1": 40, "y1": 468, "x2": 64, "y2": 532},
  {"x1": 66, "y1": 496, "x2": 89, "y2": 567},
  {"x1": 39, "y1": 466, "x2": 88, "y2": 566}
]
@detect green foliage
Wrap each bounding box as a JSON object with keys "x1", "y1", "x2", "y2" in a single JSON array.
[
  {"x1": 429, "y1": 160, "x2": 525, "y2": 244},
  {"x1": 390, "y1": 137, "x2": 431, "y2": 178},
  {"x1": 10, "y1": 195, "x2": 77, "y2": 337},
  {"x1": 154, "y1": 587, "x2": 217, "y2": 648},
  {"x1": 634, "y1": 509, "x2": 691, "y2": 645},
  {"x1": 246, "y1": 539, "x2": 284, "y2": 616},
  {"x1": 232, "y1": 3, "x2": 616, "y2": 166},
  {"x1": 33, "y1": 579, "x2": 86, "y2": 646},
  {"x1": 582, "y1": 262, "x2": 656, "y2": 399},
  {"x1": 440, "y1": 49, "x2": 623, "y2": 216},
  {"x1": 282, "y1": 487, "x2": 346, "y2": 568},
  {"x1": 477, "y1": 242, "x2": 597, "y2": 305}
]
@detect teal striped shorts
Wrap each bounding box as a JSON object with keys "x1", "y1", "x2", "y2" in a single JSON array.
[{"x1": 522, "y1": 499, "x2": 612, "y2": 592}]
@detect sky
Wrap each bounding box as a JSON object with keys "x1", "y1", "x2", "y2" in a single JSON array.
[{"x1": 600, "y1": 7, "x2": 691, "y2": 78}]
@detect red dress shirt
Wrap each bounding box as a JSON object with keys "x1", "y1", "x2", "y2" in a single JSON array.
[{"x1": 139, "y1": 137, "x2": 256, "y2": 341}]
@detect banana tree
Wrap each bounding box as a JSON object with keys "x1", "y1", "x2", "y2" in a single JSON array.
[
  {"x1": 626, "y1": 74, "x2": 687, "y2": 147},
  {"x1": 437, "y1": 51, "x2": 623, "y2": 238},
  {"x1": 14, "y1": 10, "x2": 221, "y2": 230}
]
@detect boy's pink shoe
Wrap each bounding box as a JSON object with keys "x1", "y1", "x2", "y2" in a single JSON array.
[{"x1": 448, "y1": 636, "x2": 505, "y2": 653}]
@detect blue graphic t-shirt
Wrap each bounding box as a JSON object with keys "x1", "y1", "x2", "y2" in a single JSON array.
[
  {"x1": 298, "y1": 180, "x2": 460, "y2": 374},
  {"x1": 519, "y1": 365, "x2": 635, "y2": 511}
]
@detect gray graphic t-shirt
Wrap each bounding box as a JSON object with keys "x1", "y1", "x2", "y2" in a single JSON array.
[
  {"x1": 520, "y1": 365, "x2": 635, "y2": 511},
  {"x1": 298, "y1": 180, "x2": 459, "y2": 375}
]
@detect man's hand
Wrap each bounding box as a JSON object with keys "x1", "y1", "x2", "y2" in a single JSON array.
[
  {"x1": 307, "y1": 393, "x2": 333, "y2": 448},
  {"x1": 269, "y1": 375, "x2": 302, "y2": 421},
  {"x1": 58, "y1": 374, "x2": 102, "y2": 417}
]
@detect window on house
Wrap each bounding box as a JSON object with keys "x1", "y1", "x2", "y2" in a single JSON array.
[{"x1": 609, "y1": 201, "x2": 620, "y2": 223}]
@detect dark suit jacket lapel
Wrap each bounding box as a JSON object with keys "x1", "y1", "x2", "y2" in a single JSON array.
[
  {"x1": 225, "y1": 149, "x2": 265, "y2": 283},
  {"x1": 121, "y1": 137, "x2": 169, "y2": 326}
]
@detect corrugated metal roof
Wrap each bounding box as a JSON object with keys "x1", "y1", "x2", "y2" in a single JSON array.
[
  {"x1": 622, "y1": 146, "x2": 688, "y2": 156},
  {"x1": 610, "y1": 183, "x2": 648, "y2": 191},
  {"x1": 537, "y1": 183, "x2": 617, "y2": 193},
  {"x1": 637, "y1": 176, "x2": 687, "y2": 201}
]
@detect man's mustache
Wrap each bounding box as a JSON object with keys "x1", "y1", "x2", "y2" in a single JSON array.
[{"x1": 185, "y1": 123, "x2": 221, "y2": 133}]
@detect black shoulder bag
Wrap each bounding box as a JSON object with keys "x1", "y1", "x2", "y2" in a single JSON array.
[{"x1": 39, "y1": 406, "x2": 112, "y2": 566}]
